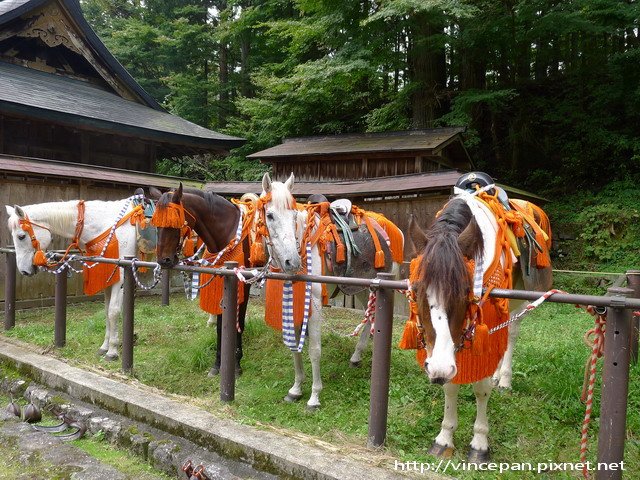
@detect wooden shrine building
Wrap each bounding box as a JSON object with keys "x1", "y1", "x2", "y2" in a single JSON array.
[{"x1": 0, "y1": 0, "x2": 244, "y2": 306}]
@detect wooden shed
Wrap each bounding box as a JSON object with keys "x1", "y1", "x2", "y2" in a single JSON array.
[
  {"x1": 0, "y1": 0, "x2": 244, "y2": 307},
  {"x1": 208, "y1": 129, "x2": 545, "y2": 261}
]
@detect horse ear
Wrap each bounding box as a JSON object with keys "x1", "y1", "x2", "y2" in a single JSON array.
[
  {"x1": 284, "y1": 172, "x2": 295, "y2": 191},
  {"x1": 5, "y1": 205, "x2": 15, "y2": 217},
  {"x1": 148, "y1": 187, "x2": 162, "y2": 200},
  {"x1": 262, "y1": 172, "x2": 272, "y2": 193},
  {"x1": 458, "y1": 217, "x2": 484, "y2": 261},
  {"x1": 13, "y1": 205, "x2": 26, "y2": 219},
  {"x1": 171, "y1": 183, "x2": 183, "y2": 204},
  {"x1": 407, "y1": 213, "x2": 427, "y2": 257}
]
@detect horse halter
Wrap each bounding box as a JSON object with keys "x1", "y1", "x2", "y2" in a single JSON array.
[{"x1": 18, "y1": 213, "x2": 50, "y2": 266}]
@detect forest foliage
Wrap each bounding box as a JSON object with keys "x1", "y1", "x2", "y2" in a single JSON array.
[{"x1": 81, "y1": 0, "x2": 640, "y2": 191}]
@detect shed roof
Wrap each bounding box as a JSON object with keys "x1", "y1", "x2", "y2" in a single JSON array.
[
  {"x1": 247, "y1": 128, "x2": 467, "y2": 160},
  {"x1": 205, "y1": 171, "x2": 464, "y2": 197},
  {"x1": 204, "y1": 171, "x2": 547, "y2": 202},
  {"x1": 0, "y1": 154, "x2": 202, "y2": 189},
  {"x1": 0, "y1": 61, "x2": 244, "y2": 151}
]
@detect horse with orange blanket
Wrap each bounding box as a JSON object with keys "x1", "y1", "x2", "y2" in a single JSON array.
[
  {"x1": 404, "y1": 172, "x2": 552, "y2": 461},
  {"x1": 255, "y1": 173, "x2": 404, "y2": 409}
]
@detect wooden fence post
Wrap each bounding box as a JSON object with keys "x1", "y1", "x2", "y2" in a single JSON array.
[
  {"x1": 122, "y1": 257, "x2": 135, "y2": 374},
  {"x1": 4, "y1": 249, "x2": 16, "y2": 330},
  {"x1": 626, "y1": 270, "x2": 640, "y2": 365},
  {"x1": 596, "y1": 286, "x2": 633, "y2": 480},
  {"x1": 221, "y1": 261, "x2": 239, "y2": 402},
  {"x1": 54, "y1": 265, "x2": 67, "y2": 348},
  {"x1": 161, "y1": 268, "x2": 170, "y2": 306},
  {"x1": 368, "y1": 272, "x2": 395, "y2": 447}
]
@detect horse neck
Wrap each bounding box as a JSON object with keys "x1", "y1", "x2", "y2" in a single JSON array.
[
  {"x1": 184, "y1": 193, "x2": 240, "y2": 253},
  {"x1": 25, "y1": 201, "x2": 77, "y2": 239}
]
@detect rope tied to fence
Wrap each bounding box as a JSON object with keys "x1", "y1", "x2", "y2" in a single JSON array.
[
  {"x1": 578, "y1": 304, "x2": 607, "y2": 479},
  {"x1": 129, "y1": 258, "x2": 162, "y2": 290},
  {"x1": 348, "y1": 278, "x2": 381, "y2": 337}
]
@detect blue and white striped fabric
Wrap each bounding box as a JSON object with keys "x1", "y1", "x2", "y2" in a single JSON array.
[
  {"x1": 281, "y1": 243, "x2": 312, "y2": 352},
  {"x1": 473, "y1": 255, "x2": 484, "y2": 300}
]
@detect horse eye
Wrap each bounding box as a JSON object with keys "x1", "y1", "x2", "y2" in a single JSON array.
[
  {"x1": 17, "y1": 233, "x2": 26, "y2": 241},
  {"x1": 266, "y1": 212, "x2": 274, "y2": 221}
]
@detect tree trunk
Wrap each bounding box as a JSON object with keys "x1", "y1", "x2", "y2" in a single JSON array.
[{"x1": 407, "y1": 12, "x2": 446, "y2": 128}]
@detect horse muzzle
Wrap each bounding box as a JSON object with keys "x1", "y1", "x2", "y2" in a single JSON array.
[
  {"x1": 158, "y1": 256, "x2": 178, "y2": 268},
  {"x1": 425, "y1": 362, "x2": 457, "y2": 384}
]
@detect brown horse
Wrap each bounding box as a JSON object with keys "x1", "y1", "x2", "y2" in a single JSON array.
[
  {"x1": 408, "y1": 186, "x2": 552, "y2": 462},
  {"x1": 149, "y1": 184, "x2": 252, "y2": 377}
]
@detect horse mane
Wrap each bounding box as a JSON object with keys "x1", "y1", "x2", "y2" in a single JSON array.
[
  {"x1": 157, "y1": 188, "x2": 225, "y2": 212},
  {"x1": 7, "y1": 202, "x2": 76, "y2": 233},
  {"x1": 267, "y1": 182, "x2": 296, "y2": 211},
  {"x1": 417, "y1": 198, "x2": 483, "y2": 306}
]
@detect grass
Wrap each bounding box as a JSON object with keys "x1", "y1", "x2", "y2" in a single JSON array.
[
  {"x1": 0, "y1": 393, "x2": 171, "y2": 479},
  {"x1": 2, "y1": 292, "x2": 640, "y2": 479}
]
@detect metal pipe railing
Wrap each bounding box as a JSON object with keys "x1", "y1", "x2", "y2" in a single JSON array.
[{"x1": 2, "y1": 247, "x2": 640, "y2": 467}]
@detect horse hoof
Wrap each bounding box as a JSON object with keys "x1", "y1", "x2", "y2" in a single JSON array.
[
  {"x1": 428, "y1": 442, "x2": 454, "y2": 458},
  {"x1": 208, "y1": 366, "x2": 220, "y2": 377},
  {"x1": 284, "y1": 393, "x2": 302, "y2": 403},
  {"x1": 467, "y1": 447, "x2": 490, "y2": 464},
  {"x1": 305, "y1": 404, "x2": 320, "y2": 412},
  {"x1": 104, "y1": 353, "x2": 119, "y2": 362},
  {"x1": 349, "y1": 360, "x2": 361, "y2": 368}
]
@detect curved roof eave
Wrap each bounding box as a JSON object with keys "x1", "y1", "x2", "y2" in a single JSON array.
[{"x1": 0, "y1": 0, "x2": 162, "y2": 110}]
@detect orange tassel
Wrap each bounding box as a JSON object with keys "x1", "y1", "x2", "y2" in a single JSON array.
[
  {"x1": 472, "y1": 322, "x2": 489, "y2": 356},
  {"x1": 182, "y1": 236, "x2": 195, "y2": 258},
  {"x1": 416, "y1": 348, "x2": 427, "y2": 368},
  {"x1": 336, "y1": 243, "x2": 346, "y2": 263},
  {"x1": 375, "y1": 250, "x2": 385, "y2": 269},
  {"x1": 536, "y1": 250, "x2": 551, "y2": 268},
  {"x1": 33, "y1": 250, "x2": 48, "y2": 266},
  {"x1": 398, "y1": 320, "x2": 418, "y2": 349},
  {"x1": 83, "y1": 238, "x2": 120, "y2": 295},
  {"x1": 151, "y1": 203, "x2": 185, "y2": 228},
  {"x1": 250, "y1": 241, "x2": 266, "y2": 267}
]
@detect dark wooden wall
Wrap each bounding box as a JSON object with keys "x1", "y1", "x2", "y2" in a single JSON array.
[
  {"x1": 271, "y1": 154, "x2": 444, "y2": 182},
  {"x1": 0, "y1": 115, "x2": 155, "y2": 172}
]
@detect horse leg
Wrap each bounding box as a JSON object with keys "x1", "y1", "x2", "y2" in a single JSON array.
[
  {"x1": 104, "y1": 282, "x2": 123, "y2": 361},
  {"x1": 285, "y1": 351, "x2": 305, "y2": 403},
  {"x1": 306, "y1": 296, "x2": 323, "y2": 409},
  {"x1": 349, "y1": 290, "x2": 370, "y2": 368},
  {"x1": 492, "y1": 316, "x2": 522, "y2": 390},
  {"x1": 98, "y1": 290, "x2": 110, "y2": 356},
  {"x1": 429, "y1": 382, "x2": 460, "y2": 457},
  {"x1": 207, "y1": 314, "x2": 216, "y2": 327},
  {"x1": 468, "y1": 377, "x2": 492, "y2": 463},
  {"x1": 208, "y1": 314, "x2": 223, "y2": 377}
]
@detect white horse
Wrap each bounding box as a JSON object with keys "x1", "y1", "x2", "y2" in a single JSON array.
[
  {"x1": 259, "y1": 173, "x2": 402, "y2": 408},
  {"x1": 5, "y1": 197, "x2": 141, "y2": 360}
]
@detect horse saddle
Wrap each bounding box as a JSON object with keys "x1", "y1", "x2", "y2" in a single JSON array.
[
  {"x1": 329, "y1": 199, "x2": 358, "y2": 231},
  {"x1": 324, "y1": 216, "x2": 393, "y2": 296},
  {"x1": 133, "y1": 189, "x2": 157, "y2": 255}
]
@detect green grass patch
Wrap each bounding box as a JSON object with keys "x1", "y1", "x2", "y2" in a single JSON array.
[{"x1": 2, "y1": 293, "x2": 640, "y2": 479}]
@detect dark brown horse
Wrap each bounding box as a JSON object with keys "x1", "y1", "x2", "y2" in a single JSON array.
[
  {"x1": 409, "y1": 187, "x2": 552, "y2": 462},
  {"x1": 150, "y1": 184, "x2": 251, "y2": 377}
]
